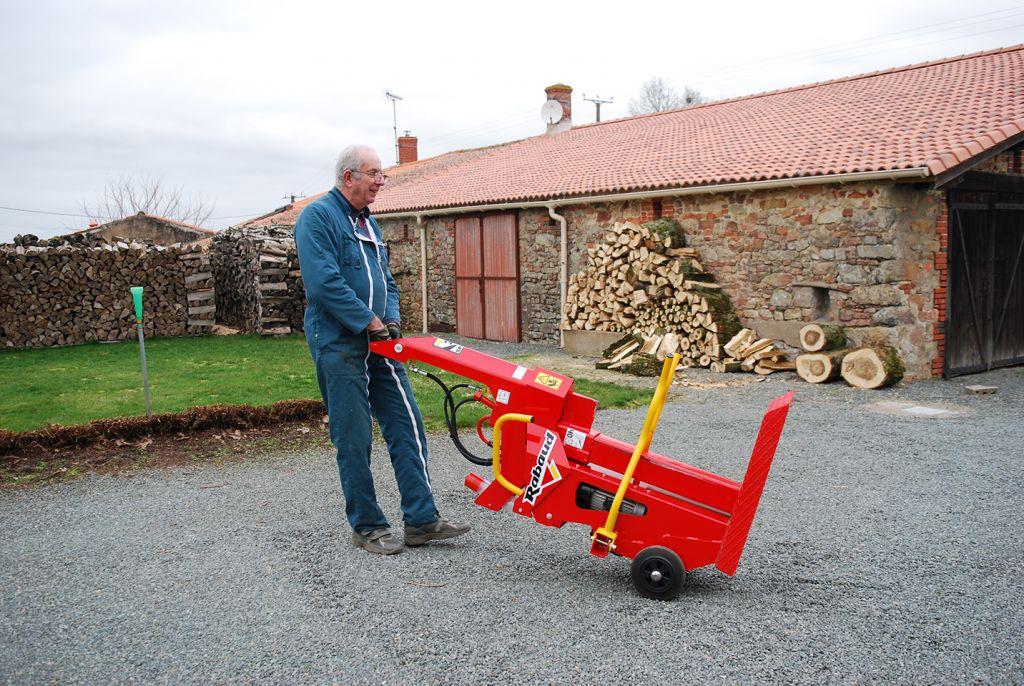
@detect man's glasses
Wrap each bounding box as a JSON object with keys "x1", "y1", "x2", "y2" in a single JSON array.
[{"x1": 349, "y1": 169, "x2": 389, "y2": 182}]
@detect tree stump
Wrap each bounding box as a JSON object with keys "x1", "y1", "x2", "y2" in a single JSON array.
[
  {"x1": 799, "y1": 323, "x2": 847, "y2": 352},
  {"x1": 840, "y1": 346, "x2": 904, "y2": 389},
  {"x1": 796, "y1": 348, "x2": 851, "y2": 383}
]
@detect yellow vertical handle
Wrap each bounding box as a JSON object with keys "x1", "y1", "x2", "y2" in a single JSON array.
[
  {"x1": 593, "y1": 353, "x2": 681, "y2": 549},
  {"x1": 491, "y1": 413, "x2": 533, "y2": 496}
]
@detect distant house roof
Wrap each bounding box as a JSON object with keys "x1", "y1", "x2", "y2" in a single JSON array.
[{"x1": 252, "y1": 45, "x2": 1024, "y2": 223}]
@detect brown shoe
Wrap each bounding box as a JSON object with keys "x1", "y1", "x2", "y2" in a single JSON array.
[
  {"x1": 352, "y1": 528, "x2": 403, "y2": 555},
  {"x1": 404, "y1": 518, "x2": 471, "y2": 547}
]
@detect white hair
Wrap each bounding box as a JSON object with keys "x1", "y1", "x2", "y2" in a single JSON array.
[{"x1": 334, "y1": 145, "x2": 373, "y2": 186}]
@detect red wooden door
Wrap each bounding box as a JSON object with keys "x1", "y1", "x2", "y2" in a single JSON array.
[{"x1": 454, "y1": 212, "x2": 520, "y2": 342}]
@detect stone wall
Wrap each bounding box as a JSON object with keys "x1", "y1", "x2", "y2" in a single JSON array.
[
  {"x1": 1, "y1": 241, "x2": 214, "y2": 348},
  {"x1": 380, "y1": 183, "x2": 949, "y2": 377}
]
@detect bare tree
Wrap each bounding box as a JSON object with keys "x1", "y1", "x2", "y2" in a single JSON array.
[
  {"x1": 83, "y1": 175, "x2": 215, "y2": 226},
  {"x1": 628, "y1": 78, "x2": 706, "y2": 115}
]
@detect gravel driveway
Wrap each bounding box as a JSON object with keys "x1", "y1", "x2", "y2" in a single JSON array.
[{"x1": 2, "y1": 354, "x2": 1022, "y2": 685}]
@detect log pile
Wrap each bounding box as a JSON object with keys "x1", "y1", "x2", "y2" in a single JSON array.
[
  {"x1": 717, "y1": 328, "x2": 793, "y2": 375},
  {"x1": 795, "y1": 323, "x2": 904, "y2": 388},
  {"x1": 180, "y1": 243, "x2": 216, "y2": 332},
  {"x1": 211, "y1": 226, "x2": 305, "y2": 335},
  {"x1": 211, "y1": 228, "x2": 261, "y2": 331},
  {"x1": 1, "y1": 241, "x2": 213, "y2": 348},
  {"x1": 573, "y1": 220, "x2": 791, "y2": 374}
]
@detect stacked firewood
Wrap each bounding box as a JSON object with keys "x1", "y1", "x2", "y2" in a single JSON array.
[
  {"x1": 211, "y1": 226, "x2": 304, "y2": 335},
  {"x1": 567, "y1": 221, "x2": 744, "y2": 370},
  {"x1": 180, "y1": 244, "x2": 216, "y2": 332},
  {"x1": 795, "y1": 323, "x2": 904, "y2": 388},
  {"x1": 211, "y1": 228, "x2": 261, "y2": 331},
  {"x1": 597, "y1": 327, "x2": 792, "y2": 376},
  {"x1": 0, "y1": 241, "x2": 212, "y2": 348},
  {"x1": 572, "y1": 220, "x2": 795, "y2": 374},
  {"x1": 717, "y1": 328, "x2": 793, "y2": 375},
  {"x1": 256, "y1": 235, "x2": 303, "y2": 336}
]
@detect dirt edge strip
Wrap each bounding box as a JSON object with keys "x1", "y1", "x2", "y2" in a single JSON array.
[{"x1": 0, "y1": 400, "x2": 325, "y2": 456}]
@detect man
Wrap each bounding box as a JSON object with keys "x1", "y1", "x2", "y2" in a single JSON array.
[{"x1": 294, "y1": 144, "x2": 470, "y2": 555}]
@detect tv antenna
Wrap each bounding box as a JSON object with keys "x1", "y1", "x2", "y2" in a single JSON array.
[
  {"x1": 583, "y1": 93, "x2": 614, "y2": 123},
  {"x1": 385, "y1": 90, "x2": 403, "y2": 164}
]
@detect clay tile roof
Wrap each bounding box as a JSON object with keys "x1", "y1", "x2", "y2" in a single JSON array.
[{"x1": 365, "y1": 44, "x2": 1024, "y2": 214}]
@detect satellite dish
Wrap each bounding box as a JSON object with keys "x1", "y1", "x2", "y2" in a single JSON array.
[{"x1": 541, "y1": 99, "x2": 563, "y2": 124}]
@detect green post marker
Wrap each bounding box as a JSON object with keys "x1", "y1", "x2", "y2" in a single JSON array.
[{"x1": 130, "y1": 286, "x2": 152, "y2": 418}]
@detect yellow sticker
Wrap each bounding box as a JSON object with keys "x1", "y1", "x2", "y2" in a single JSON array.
[{"x1": 534, "y1": 372, "x2": 563, "y2": 390}]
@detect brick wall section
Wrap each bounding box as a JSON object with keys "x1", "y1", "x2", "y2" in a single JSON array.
[{"x1": 931, "y1": 203, "x2": 949, "y2": 376}]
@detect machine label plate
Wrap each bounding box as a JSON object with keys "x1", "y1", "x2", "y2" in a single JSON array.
[
  {"x1": 496, "y1": 389, "x2": 510, "y2": 404},
  {"x1": 563, "y1": 428, "x2": 587, "y2": 449},
  {"x1": 523, "y1": 430, "x2": 562, "y2": 505},
  {"x1": 512, "y1": 365, "x2": 527, "y2": 380},
  {"x1": 433, "y1": 338, "x2": 464, "y2": 354}
]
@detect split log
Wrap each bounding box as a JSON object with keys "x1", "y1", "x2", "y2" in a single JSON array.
[
  {"x1": 840, "y1": 346, "x2": 905, "y2": 389},
  {"x1": 625, "y1": 352, "x2": 664, "y2": 377},
  {"x1": 796, "y1": 349, "x2": 851, "y2": 383},
  {"x1": 799, "y1": 323, "x2": 847, "y2": 352}
]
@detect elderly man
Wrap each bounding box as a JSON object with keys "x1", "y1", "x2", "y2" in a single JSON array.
[{"x1": 294, "y1": 144, "x2": 469, "y2": 555}]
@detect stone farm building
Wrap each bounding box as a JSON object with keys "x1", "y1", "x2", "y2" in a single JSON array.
[
  {"x1": 64, "y1": 212, "x2": 216, "y2": 246},
  {"x1": 249, "y1": 46, "x2": 1024, "y2": 379}
]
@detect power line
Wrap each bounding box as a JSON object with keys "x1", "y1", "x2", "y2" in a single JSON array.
[
  {"x1": 0, "y1": 204, "x2": 92, "y2": 218},
  {"x1": 0, "y1": 204, "x2": 265, "y2": 225},
  {"x1": 684, "y1": 5, "x2": 1024, "y2": 83},
  {"x1": 708, "y1": 20, "x2": 1024, "y2": 89}
]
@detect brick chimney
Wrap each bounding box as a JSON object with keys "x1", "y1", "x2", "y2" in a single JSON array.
[
  {"x1": 544, "y1": 84, "x2": 572, "y2": 135},
  {"x1": 397, "y1": 132, "x2": 418, "y2": 164}
]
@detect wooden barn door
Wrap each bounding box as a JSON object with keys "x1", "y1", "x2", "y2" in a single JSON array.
[
  {"x1": 454, "y1": 213, "x2": 520, "y2": 342},
  {"x1": 946, "y1": 185, "x2": 1024, "y2": 376}
]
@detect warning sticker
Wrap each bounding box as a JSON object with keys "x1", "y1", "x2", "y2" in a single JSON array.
[
  {"x1": 433, "y1": 338, "x2": 464, "y2": 354},
  {"x1": 563, "y1": 428, "x2": 586, "y2": 450},
  {"x1": 512, "y1": 365, "x2": 528, "y2": 380},
  {"x1": 496, "y1": 389, "x2": 510, "y2": 405},
  {"x1": 534, "y1": 372, "x2": 563, "y2": 390}
]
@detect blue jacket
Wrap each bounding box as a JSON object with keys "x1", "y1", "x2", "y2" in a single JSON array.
[{"x1": 294, "y1": 188, "x2": 400, "y2": 352}]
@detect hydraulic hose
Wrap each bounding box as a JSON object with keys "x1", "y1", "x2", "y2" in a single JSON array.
[{"x1": 408, "y1": 365, "x2": 491, "y2": 466}]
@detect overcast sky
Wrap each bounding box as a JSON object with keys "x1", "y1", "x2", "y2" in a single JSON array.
[{"x1": 1, "y1": 0, "x2": 1023, "y2": 241}]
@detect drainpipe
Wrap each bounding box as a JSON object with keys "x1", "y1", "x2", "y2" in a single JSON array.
[
  {"x1": 547, "y1": 205, "x2": 567, "y2": 348},
  {"x1": 417, "y1": 215, "x2": 428, "y2": 334}
]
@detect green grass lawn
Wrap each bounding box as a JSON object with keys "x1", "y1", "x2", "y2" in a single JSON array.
[{"x1": 0, "y1": 334, "x2": 649, "y2": 432}]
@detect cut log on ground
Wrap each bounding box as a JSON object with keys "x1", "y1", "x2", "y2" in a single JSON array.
[
  {"x1": 840, "y1": 346, "x2": 905, "y2": 389},
  {"x1": 799, "y1": 323, "x2": 848, "y2": 352},
  {"x1": 796, "y1": 348, "x2": 851, "y2": 383}
]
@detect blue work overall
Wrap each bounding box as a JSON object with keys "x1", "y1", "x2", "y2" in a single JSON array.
[{"x1": 295, "y1": 188, "x2": 437, "y2": 533}]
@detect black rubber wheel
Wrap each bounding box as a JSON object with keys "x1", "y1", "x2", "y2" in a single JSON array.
[{"x1": 630, "y1": 546, "x2": 685, "y2": 600}]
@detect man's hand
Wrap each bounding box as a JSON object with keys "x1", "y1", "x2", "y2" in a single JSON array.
[
  {"x1": 366, "y1": 316, "x2": 388, "y2": 341},
  {"x1": 385, "y1": 322, "x2": 402, "y2": 340}
]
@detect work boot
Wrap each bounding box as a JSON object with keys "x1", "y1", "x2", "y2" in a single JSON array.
[
  {"x1": 352, "y1": 528, "x2": 403, "y2": 555},
  {"x1": 404, "y1": 517, "x2": 471, "y2": 547}
]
